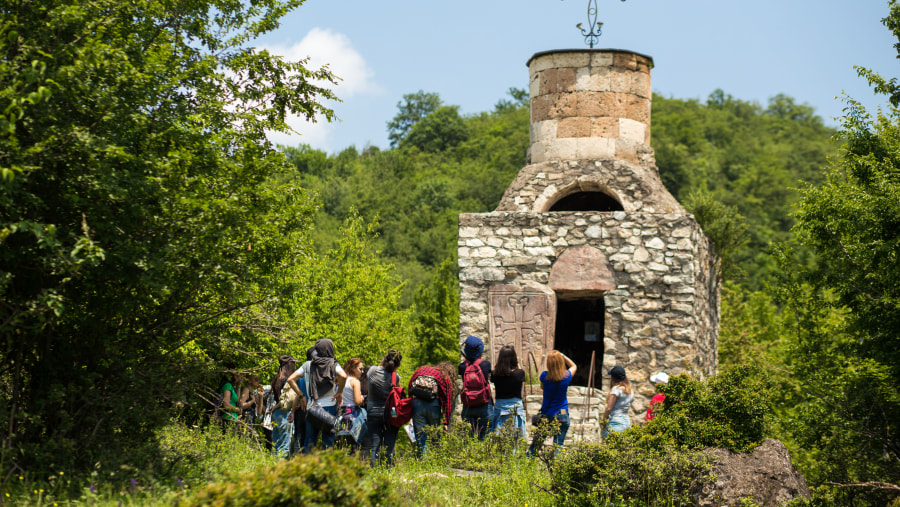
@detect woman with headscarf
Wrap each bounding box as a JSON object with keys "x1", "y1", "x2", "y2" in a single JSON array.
[
  {"x1": 270, "y1": 355, "x2": 297, "y2": 458},
  {"x1": 458, "y1": 335, "x2": 493, "y2": 441},
  {"x1": 289, "y1": 339, "x2": 347, "y2": 452}
]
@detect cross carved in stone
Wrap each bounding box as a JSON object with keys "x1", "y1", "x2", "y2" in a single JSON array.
[
  {"x1": 493, "y1": 296, "x2": 544, "y2": 354},
  {"x1": 488, "y1": 285, "x2": 555, "y2": 373}
]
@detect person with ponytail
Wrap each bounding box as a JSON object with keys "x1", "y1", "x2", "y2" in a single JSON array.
[
  {"x1": 365, "y1": 350, "x2": 402, "y2": 466},
  {"x1": 335, "y1": 357, "x2": 367, "y2": 452},
  {"x1": 602, "y1": 365, "x2": 634, "y2": 438}
]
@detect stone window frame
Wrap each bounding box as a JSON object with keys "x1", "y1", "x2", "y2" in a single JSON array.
[{"x1": 540, "y1": 181, "x2": 624, "y2": 213}]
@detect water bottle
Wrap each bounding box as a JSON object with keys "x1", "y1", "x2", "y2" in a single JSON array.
[{"x1": 390, "y1": 406, "x2": 397, "y2": 418}]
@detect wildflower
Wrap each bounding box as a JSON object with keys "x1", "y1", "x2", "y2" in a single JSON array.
[
  {"x1": 90, "y1": 485, "x2": 96, "y2": 493},
  {"x1": 130, "y1": 478, "x2": 137, "y2": 487}
]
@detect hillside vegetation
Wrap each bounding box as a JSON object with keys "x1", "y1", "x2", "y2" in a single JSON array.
[{"x1": 3, "y1": 0, "x2": 900, "y2": 503}]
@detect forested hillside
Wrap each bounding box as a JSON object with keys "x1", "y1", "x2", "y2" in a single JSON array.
[{"x1": 283, "y1": 88, "x2": 836, "y2": 299}]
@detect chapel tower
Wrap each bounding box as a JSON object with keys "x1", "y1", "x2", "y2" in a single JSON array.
[{"x1": 457, "y1": 49, "x2": 719, "y2": 440}]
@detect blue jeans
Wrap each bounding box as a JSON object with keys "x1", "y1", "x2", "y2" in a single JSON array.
[
  {"x1": 528, "y1": 412, "x2": 570, "y2": 455},
  {"x1": 366, "y1": 414, "x2": 399, "y2": 467},
  {"x1": 461, "y1": 403, "x2": 492, "y2": 441},
  {"x1": 303, "y1": 404, "x2": 337, "y2": 453},
  {"x1": 271, "y1": 408, "x2": 293, "y2": 459},
  {"x1": 412, "y1": 398, "x2": 442, "y2": 457},
  {"x1": 602, "y1": 413, "x2": 631, "y2": 438},
  {"x1": 490, "y1": 398, "x2": 527, "y2": 438}
]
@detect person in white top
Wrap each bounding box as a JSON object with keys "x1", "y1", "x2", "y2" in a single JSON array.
[
  {"x1": 336, "y1": 358, "x2": 367, "y2": 451},
  {"x1": 602, "y1": 365, "x2": 634, "y2": 439},
  {"x1": 287, "y1": 339, "x2": 347, "y2": 452}
]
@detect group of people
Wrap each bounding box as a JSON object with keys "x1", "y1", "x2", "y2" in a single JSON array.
[{"x1": 214, "y1": 335, "x2": 671, "y2": 464}]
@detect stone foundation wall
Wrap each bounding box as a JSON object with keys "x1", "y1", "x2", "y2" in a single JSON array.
[{"x1": 458, "y1": 210, "x2": 717, "y2": 430}]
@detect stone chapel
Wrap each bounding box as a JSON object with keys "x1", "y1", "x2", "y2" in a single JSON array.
[{"x1": 457, "y1": 49, "x2": 719, "y2": 441}]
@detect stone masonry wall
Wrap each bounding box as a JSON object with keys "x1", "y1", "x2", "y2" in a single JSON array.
[
  {"x1": 497, "y1": 158, "x2": 684, "y2": 214},
  {"x1": 527, "y1": 50, "x2": 653, "y2": 165},
  {"x1": 458, "y1": 210, "x2": 717, "y2": 442}
]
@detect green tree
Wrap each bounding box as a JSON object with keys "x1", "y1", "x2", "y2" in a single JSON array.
[
  {"x1": 0, "y1": 0, "x2": 335, "y2": 474},
  {"x1": 652, "y1": 90, "x2": 835, "y2": 289},
  {"x1": 281, "y1": 212, "x2": 416, "y2": 368},
  {"x1": 683, "y1": 188, "x2": 749, "y2": 280},
  {"x1": 718, "y1": 283, "x2": 789, "y2": 369},
  {"x1": 401, "y1": 105, "x2": 469, "y2": 153},
  {"x1": 412, "y1": 257, "x2": 460, "y2": 366},
  {"x1": 386, "y1": 90, "x2": 442, "y2": 147},
  {"x1": 776, "y1": 2, "x2": 900, "y2": 501}
]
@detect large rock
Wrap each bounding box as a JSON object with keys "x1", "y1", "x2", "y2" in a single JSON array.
[{"x1": 693, "y1": 439, "x2": 810, "y2": 507}]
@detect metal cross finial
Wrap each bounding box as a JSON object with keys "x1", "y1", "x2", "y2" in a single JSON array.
[{"x1": 575, "y1": 0, "x2": 626, "y2": 48}]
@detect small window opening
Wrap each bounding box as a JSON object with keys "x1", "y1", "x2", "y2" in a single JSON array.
[{"x1": 549, "y1": 191, "x2": 624, "y2": 212}]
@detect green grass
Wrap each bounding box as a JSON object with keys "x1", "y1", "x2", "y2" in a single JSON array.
[
  {"x1": 374, "y1": 423, "x2": 555, "y2": 506},
  {"x1": 2, "y1": 420, "x2": 554, "y2": 506},
  {"x1": 2, "y1": 421, "x2": 278, "y2": 506}
]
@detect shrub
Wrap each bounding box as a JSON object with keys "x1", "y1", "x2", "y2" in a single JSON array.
[
  {"x1": 177, "y1": 452, "x2": 397, "y2": 506},
  {"x1": 648, "y1": 365, "x2": 771, "y2": 452},
  {"x1": 550, "y1": 431, "x2": 714, "y2": 506},
  {"x1": 548, "y1": 367, "x2": 772, "y2": 505},
  {"x1": 416, "y1": 420, "x2": 529, "y2": 473}
]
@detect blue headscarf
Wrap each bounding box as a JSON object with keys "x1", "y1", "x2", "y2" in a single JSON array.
[{"x1": 463, "y1": 335, "x2": 484, "y2": 362}]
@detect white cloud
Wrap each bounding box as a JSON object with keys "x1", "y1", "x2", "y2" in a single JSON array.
[{"x1": 263, "y1": 28, "x2": 381, "y2": 151}]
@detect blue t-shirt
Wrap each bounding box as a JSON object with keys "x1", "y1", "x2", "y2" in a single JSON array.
[{"x1": 539, "y1": 371, "x2": 572, "y2": 416}]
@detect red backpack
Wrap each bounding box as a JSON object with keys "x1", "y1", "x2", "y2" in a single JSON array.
[
  {"x1": 461, "y1": 358, "x2": 492, "y2": 407},
  {"x1": 385, "y1": 372, "x2": 413, "y2": 428}
]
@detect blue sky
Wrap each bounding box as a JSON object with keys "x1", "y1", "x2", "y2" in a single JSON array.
[{"x1": 257, "y1": 0, "x2": 899, "y2": 153}]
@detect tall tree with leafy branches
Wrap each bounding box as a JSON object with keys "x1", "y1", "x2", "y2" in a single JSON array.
[
  {"x1": 386, "y1": 90, "x2": 443, "y2": 147},
  {"x1": 0, "y1": 0, "x2": 335, "y2": 474},
  {"x1": 776, "y1": 1, "x2": 900, "y2": 502}
]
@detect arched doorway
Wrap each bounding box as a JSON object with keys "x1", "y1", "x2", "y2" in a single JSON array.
[
  {"x1": 554, "y1": 297, "x2": 604, "y2": 387},
  {"x1": 548, "y1": 245, "x2": 616, "y2": 388}
]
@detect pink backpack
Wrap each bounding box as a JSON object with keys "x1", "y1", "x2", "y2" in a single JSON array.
[{"x1": 461, "y1": 359, "x2": 492, "y2": 407}]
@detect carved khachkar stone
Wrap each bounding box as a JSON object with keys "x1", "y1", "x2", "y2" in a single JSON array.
[
  {"x1": 457, "y1": 48, "x2": 720, "y2": 443},
  {"x1": 488, "y1": 283, "x2": 556, "y2": 374}
]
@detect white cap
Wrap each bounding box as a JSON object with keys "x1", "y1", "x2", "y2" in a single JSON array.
[{"x1": 650, "y1": 372, "x2": 669, "y2": 384}]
